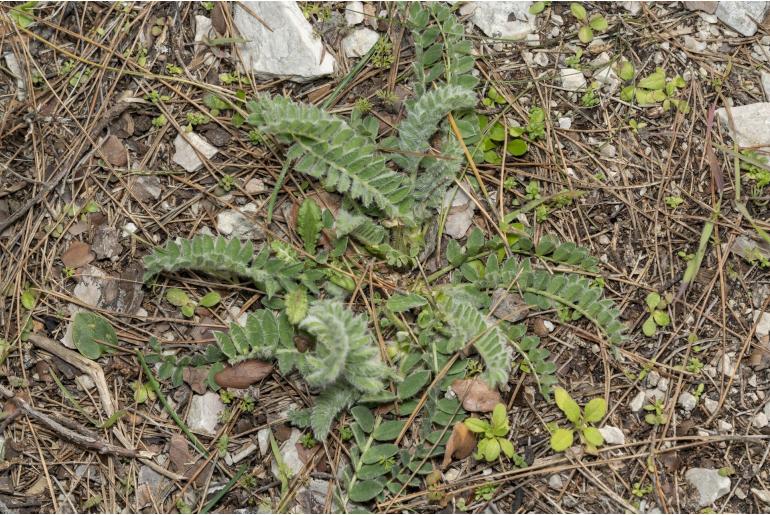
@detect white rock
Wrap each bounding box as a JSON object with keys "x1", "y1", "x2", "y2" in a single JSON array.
[
  {"x1": 344, "y1": 1, "x2": 364, "y2": 25},
  {"x1": 718, "y1": 353, "x2": 735, "y2": 378},
  {"x1": 560, "y1": 68, "x2": 587, "y2": 92},
  {"x1": 684, "y1": 35, "x2": 708, "y2": 53},
  {"x1": 703, "y1": 397, "x2": 719, "y2": 415},
  {"x1": 657, "y1": 377, "x2": 670, "y2": 392},
  {"x1": 533, "y1": 52, "x2": 549, "y2": 67},
  {"x1": 72, "y1": 265, "x2": 107, "y2": 308},
  {"x1": 548, "y1": 474, "x2": 564, "y2": 490},
  {"x1": 194, "y1": 15, "x2": 213, "y2": 45},
  {"x1": 754, "y1": 310, "x2": 770, "y2": 338},
  {"x1": 271, "y1": 429, "x2": 305, "y2": 479},
  {"x1": 599, "y1": 425, "x2": 626, "y2": 445},
  {"x1": 466, "y1": 2, "x2": 537, "y2": 40},
  {"x1": 599, "y1": 143, "x2": 617, "y2": 158},
  {"x1": 122, "y1": 222, "x2": 137, "y2": 237},
  {"x1": 619, "y1": 1, "x2": 642, "y2": 15},
  {"x1": 762, "y1": 71, "x2": 770, "y2": 102},
  {"x1": 594, "y1": 65, "x2": 620, "y2": 92},
  {"x1": 233, "y1": 1, "x2": 335, "y2": 82},
  {"x1": 4, "y1": 52, "x2": 26, "y2": 101},
  {"x1": 753, "y1": 488, "x2": 770, "y2": 505},
  {"x1": 186, "y1": 392, "x2": 224, "y2": 435},
  {"x1": 765, "y1": 401, "x2": 770, "y2": 419},
  {"x1": 444, "y1": 468, "x2": 461, "y2": 482},
  {"x1": 75, "y1": 375, "x2": 95, "y2": 391},
  {"x1": 216, "y1": 203, "x2": 263, "y2": 239},
  {"x1": 297, "y1": 479, "x2": 332, "y2": 513},
  {"x1": 444, "y1": 187, "x2": 475, "y2": 240},
  {"x1": 717, "y1": 419, "x2": 733, "y2": 433},
  {"x1": 172, "y1": 133, "x2": 218, "y2": 173},
  {"x1": 543, "y1": 320, "x2": 555, "y2": 332},
  {"x1": 647, "y1": 370, "x2": 661, "y2": 388},
  {"x1": 685, "y1": 468, "x2": 731, "y2": 507},
  {"x1": 244, "y1": 178, "x2": 267, "y2": 194},
  {"x1": 630, "y1": 390, "x2": 646, "y2": 412},
  {"x1": 678, "y1": 392, "x2": 698, "y2": 412},
  {"x1": 753, "y1": 411, "x2": 769, "y2": 428},
  {"x1": 257, "y1": 428, "x2": 271, "y2": 456},
  {"x1": 342, "y1": 27, "x2": 379, "y2": 58},
  {"x1": 558, "y1": 117, "x2": 572, "y2": 129},
  {"x1": 715, "y1": 1, "x2": 769, "y2": 37}
]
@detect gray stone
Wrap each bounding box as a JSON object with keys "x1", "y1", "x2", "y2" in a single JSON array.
[
  {"x1": 225, "y1": 442, "x2": 258, "y2": 465},
  {"x1": 216, "y1": 203, "x2": 264, "y2": 239},
  {"x1": 678, "y1": 392, "x2": 698, "y2": 412},
  {"x1": 233, "y1": 1, "x2": 335, "y2": 82},
  {"x1": 594, "y1": 65, "x2": 620, "y2": 92},
  {"x1": 647, "y1": 370, "x2": 661, "y2": 388},
  {"x1": 754, "y1": 310, "x2": 770, "y2": 338},
  {"x1": 599, "y1": 425, "x2": 626, "y2": 445},
  {"x1": 92, "y1": 225, "x2": 123, "y2": 260},
  {"x1": 172, "y1": 132, "x2": 218, "y2": 173},
  {"x1": 558, "y1": 117, "x2": 572, "y2": 129},
  {"x1": 271, "y1": 429, "x2": 305, "y2": 479},
  {"x1": 765, "y1": 401, "x2": 770, "y2": 419},
  {"x1": 620, "y1": 1, "x2": 642, "y2": 15},
  {"x1": 257, "y1": 428, "x2": 271, "y2": 456},
  {"x1": 715, "y1": 2, "x2": 769, "y2": 37},
  {"x1": 754, "y1": 411, "x2": 769, "y2": 428},
  {"x1": 344, "y1": 1, "x2": 364, "y2": 25},
  {"x1": 717, "y1": 419, "x2": 733, "y2": 433},
  {"x1": 684, "y1": 35, "x2": 708, "y2": 53},
  {"x1": 762, "y1": 71, "x2": 770, "y2": 101},
  {"x1": 630, "y1": 390, "x2": 646, "y2": 412},
  {"x1": 533, "y1": 52, "x2": 549, "y2": 67},
  {"x1": 4, "y1": 52, "x2": 26, "y2": 101},
  {"x1": 490, "y1": 289, "x2": 529, "y2": 322},
  {"x1": 341, "y1": 27, "x2": 379, "y2": 58},
  {"x1": 560, "y1": 68, "x2": 587, "y2": 91},
  {"x1": 548, "y1": 474, "x2": 564, "y2": 490},
  {"x1": 466, "y1": 2, "x2": 537, "y2": 40},
  {"x1": 684, "y1": 1, "x2": 719, "y2": 14},
  {"x1": 297, "y1": 479, "x2": 332, "y2": 513},
  {"x1": 244, "y1": 178, "x2": 267, "y2": 195},
  {"x1": 443, "y1": 187, "x2": 475, "y2": 239},
  {"x1": 186, "y1": 392, "x2": 224, "y2": 435},
  {"x1": 703, "y1": 397, "x2": 719, "y2": 414},
  {"x1": 716, "y1": 103, "x2": 770, "y2": 150},
  {"x1": 685, "y1": 468, "x2": 731, "y2": 507}
]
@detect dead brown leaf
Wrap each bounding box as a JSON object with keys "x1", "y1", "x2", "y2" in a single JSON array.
[
  {"x1": 214, "y1": 359, "x2": 273, "y2": 389},
  {"x1": 182, "y1": 366, "x2": 209, "y2": 395},
  {"x1": 61, "y1": 241, "x2": 95, "y2": 268},
  {"x1": 168, "y1": 434, "x2": 193, "y2": 473},
  {"x1": 100, "y1": 135, "x2": 128, "y2": 166},
  {"x1": 451, "y1": 378, "x2": 502, "y2": 412},
  {"x1": 441, "y1": 422, "x2": 475, "y2": 469}
]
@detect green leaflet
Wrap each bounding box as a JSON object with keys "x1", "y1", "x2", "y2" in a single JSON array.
[
  {"x1": 436, "y1": 296, "x2": 513, "y2": 388},
  {"x1": 298, "y1": 300, "x2": 392, "y2": 393},
  {"x1": 392, "y1": 85, "x2": 477, "y2": 173},
  {"x1": 246, "y1": 95, "x2": 412, "y2": 220},
  {"x1": 297, "y1": 198, "x2": 322, "y2": 254},
  {"x1": 309, "y1": 382, "x2": 357, "y2": 440},
  {"x1": 142, "y1": 235, "x2": 297, "y2": 298}
]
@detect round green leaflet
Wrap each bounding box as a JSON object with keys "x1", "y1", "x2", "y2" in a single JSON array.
[{"x1": 71, "y1": 312, "x2": 118, "y2": 360}]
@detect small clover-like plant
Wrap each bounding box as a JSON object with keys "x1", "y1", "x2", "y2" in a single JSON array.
[
  {"x1": 166, "y1": 288, "x2": 220, "y2": 318},
  {"x1": 570, "y1": 3, "x2": 608, "y2": 44},
  {"x1": 642, "y1": 292, "x2": 670, "y2": 337},
  {"x1": 643, "y1": 398, "x2": 667, "y2": 426},
  {"x1": 463, "y1": 403, "x2": 516, "y2": 462},
  {"x1": 550, "y1": 387, "x2": 606, "y2": 453}
]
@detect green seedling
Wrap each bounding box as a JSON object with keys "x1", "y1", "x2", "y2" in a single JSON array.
[
  {"x1": 628, "y1": 119, "x2": 647, "y2": 133},
  {"x1": 132, "y1": 381, "x2": 155, "y2": 404},
  {"x1": 643, "y1": 398, "x2": 667, "y2": 425},
  {"x1": 464, "y1": 403, "x2": 516, "y2": 462},
  {"x1": 570, "y1": 3, "x2": 608, "y2": 44},
  {"x1": 166, "y1": 288, "x2": 220, "y2": 318},
  {"x1": 371, "y1": 38, "x2": 394, "y2": 68},
  {"x1": 529, "y1": 1, "x2": 550, "y2": 14},
  {"x1": 620, "y1": 67, "x2": 689, "y2": 112},
  {"x1": 665, "y1": 195, "x2": 684, "y2": 209},
  {"x1": 217, "y1": 435, "x2": 229, "y2": 456},
  {"x1": 299, "y1": 433, "x2": 318, "y2": 449},
  {"x1": 581, "y1": 81, "x2": 600, "y2": 107},
  {"x1": 686, "y1": 357, "x2": 704, "y2": 374},
  {"x1": 642, "y1": 292, "x2": 670, "y2": 337},
  {"x1": 550, "y1": 387, "x2": 606, "y2": 453},
  {"x1": 151, "y1": 114, "x2": 167, "y2": 127},
  {"x1": 474, "y1": 484, "x2": 497, "y2": 501}
]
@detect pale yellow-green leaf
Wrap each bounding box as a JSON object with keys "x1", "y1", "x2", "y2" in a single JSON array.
[
  {"x1": 583, "y1": 398, "x2": 607, "y2": 422},
  {"x1": 550, "y1": 428, "x2": 574, "y2": 452},
  {"x1": 582, "y1": 426, "x2": 604, "y2": 447},
  {"x1": 554, "y1": 387, "x2": 581, "y2": 424}
]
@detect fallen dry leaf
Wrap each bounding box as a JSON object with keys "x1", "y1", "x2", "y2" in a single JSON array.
[
  {"x1": 214, "y1": 359, "x2": 273, "y2": 389},
  {"x1": 61, "y1": 241, "x2": 95, "y2": 268},
  {"x1": 100, "y1": 135, "x2": 128, "y2": 166},
  {"x1": 441, "y1": 422, "x2": 475, "y2": 469},
  {"x1": 182, "y1": 366, "x2": 209, "y2": 395},
  {"x1": 451, "y1": 378, "x2": 502, "y2": 413},
  {"x1": 168, "y1": 434, "x2": 193, "y2": 473}
]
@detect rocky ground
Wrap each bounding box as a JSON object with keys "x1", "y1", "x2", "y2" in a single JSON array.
[{"x1": 2, "y1": 1, "x2": 770, "y2": 513}]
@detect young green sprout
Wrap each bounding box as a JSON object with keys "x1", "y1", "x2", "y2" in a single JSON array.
[
  {"x1": 550, "y1": 387, "x2": 606, "y2": 452},
  {"x1": 464, "y1": 403, "x2": 516, "y2": 462}
]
